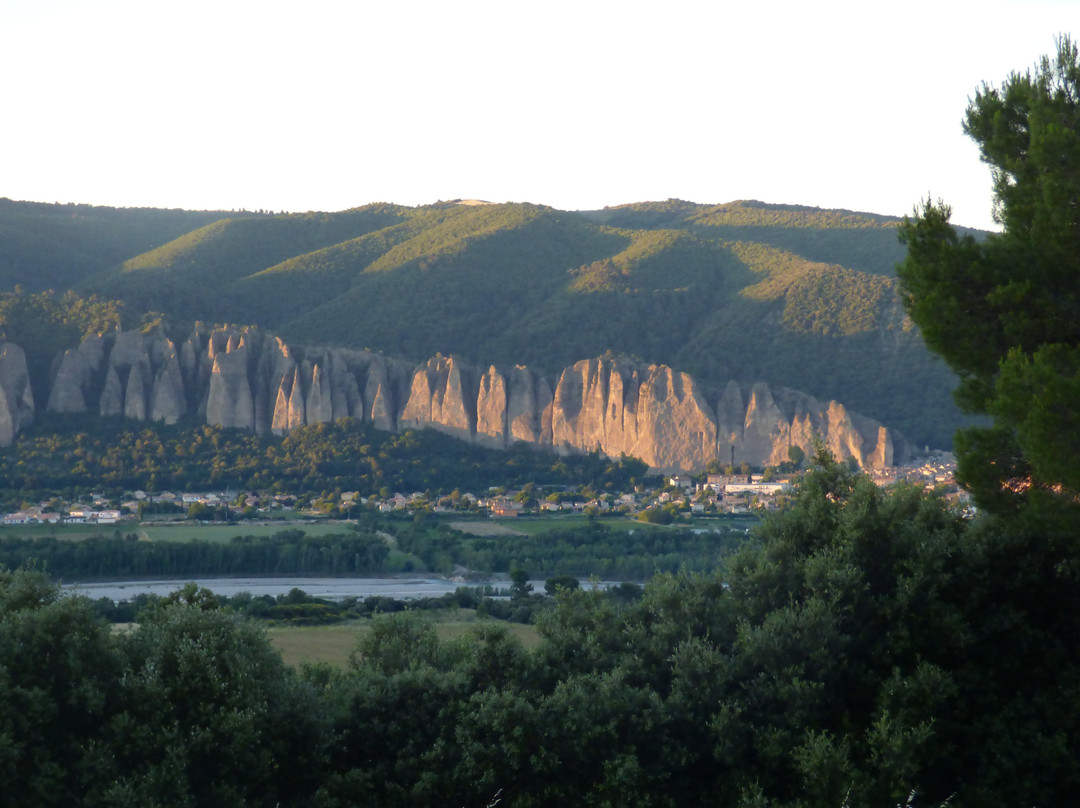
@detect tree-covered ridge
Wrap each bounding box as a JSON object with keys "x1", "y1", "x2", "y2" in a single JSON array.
[
  {"x1": 0, "y1": 197, "x2": 233, "y2": 293},
  {"x1": 580, "y1": 197, "x2": 710, "y2": 227},
  {"x1": 280, "y1": 206, "x2": 627, "y2": 362},
  {"x1": 587, "y1": 199, "x2": 901, "y2": 232},
  {"x1": 733, "y1": 241, "x2": 901, "y2": 336},
  {"x1": 221, "y1": 222, "x2": 426, "y2": 328},
  {"x1": 363, "y1": 202, "x2": 556, "y2": 273},
  {"x1": 692, "y1": 199, "x2": 901, "y2": 229},
  {"x1": 566, "y1": 229, "x2": 730, "y2": 294},
  {"x1": 78, "y1": 204, "x2": 412, "y2": 321},
  {"x1": 116, "y1": 204, "x2": 409, "y2": 277}
]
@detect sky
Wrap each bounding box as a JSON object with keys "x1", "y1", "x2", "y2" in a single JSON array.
[{"x1": 2, "y1": 0, "x2": 1076, "y2": 232}]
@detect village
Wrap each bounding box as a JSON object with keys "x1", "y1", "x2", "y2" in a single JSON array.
[{"x1": 1, "y1": 451, "x2": 964, "y2": 527}]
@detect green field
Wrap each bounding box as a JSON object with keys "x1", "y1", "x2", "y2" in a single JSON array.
[
  {"x1": 481, "y1": 513, "x2": 762, "y2": 536},
  {"x1": 455, "y1": 514, "x2": 693, "y2": 537},
  {"x1": 137, "y1": 522, "x2": 356, "y2": 543},
  {"x1": 266, "y1": 617, "x2": 542, "y2": 667}
]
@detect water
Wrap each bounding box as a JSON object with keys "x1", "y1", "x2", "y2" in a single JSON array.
[
  {"x1": 65, "y1": 577, "x2": 472, "y2": 602},
  {"x1": 64, "y1": 576, "x2": 629, "y2": 602}
]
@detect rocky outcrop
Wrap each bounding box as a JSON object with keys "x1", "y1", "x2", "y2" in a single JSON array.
[
  {"x1": 24, "y1": 325, "x2": 911, "y2": 470},
  {"x1": 0, "y1": 343, "x2": 34, "y2": 446},
  {"x1": 400, "y1": 355, "x2": 477, "y2": 441},
  {"x1": 506, "y1": 364, "x2": 553, "y2": 445}
]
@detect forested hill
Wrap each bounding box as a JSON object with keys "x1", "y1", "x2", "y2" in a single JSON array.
[
  {"x1": 3, "y1": 198, "x2": 967, "y2": 449},
  {"x1": 0, "y1": 198, "x2": 235, "y2": 293}
]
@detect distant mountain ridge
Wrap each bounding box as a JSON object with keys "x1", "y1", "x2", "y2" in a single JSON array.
[{"x1": 0, "y1": 197, "x2": 968, "y2": 449}]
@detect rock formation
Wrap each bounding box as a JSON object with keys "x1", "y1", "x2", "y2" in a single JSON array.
[
  {"x1": 0, "y1": 325, "x2": 916, "y2": 469},
  {"x1": 0, "y1": 342, "x2": 34, "y2": 447}
]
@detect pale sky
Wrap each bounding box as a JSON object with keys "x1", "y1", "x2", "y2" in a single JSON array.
[{"x1": 2, "y1": 0, "x2": 1076, "y2": 232}]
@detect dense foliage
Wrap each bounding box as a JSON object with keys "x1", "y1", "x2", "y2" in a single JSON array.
[
  {"x1": 0, "y1": 198, "x2": 231, "y2": 292},
  {"x1": 0, "y1": 519, "x2": 744, "y2": 582},
  {"x1": 0, "y1": 414, "x2": 650, "y2": 502},
  {"x1": 0, "y1": 528, "x2": 391, "y2": 580},
  {"x1": 898, "y1": 37, "x2": 1080, "y2": 510},
  {"x1": 393, "y1": 519, "x2": 743, "y2": 579},
  {"x1": 4, "y1": 453, "x2": 1078, "y2": 806}
]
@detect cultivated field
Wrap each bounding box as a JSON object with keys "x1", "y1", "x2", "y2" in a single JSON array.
[
  {"x1": 447, "y1": 520, "x2": 528, "y2": 537},
  {"x1": 266, "y1": 617, "x2": 542, "y2": 667}
]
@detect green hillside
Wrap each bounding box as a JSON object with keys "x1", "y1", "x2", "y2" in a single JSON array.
[
  {"x1": 77, "y1": 204, "x2": 410, "y2": 320},
  {"x1": 3, "y1": 197, "x2": 969, "y2": 449},
  {"x1": 282, "y1": 204, "x2": 630, "y2": 361},
  {"x1": 0, "y1": 198, "x2": 232, "y2": 292},
  {"x1": 588, "y1": 199, "x2": 911, "y2": 275}
]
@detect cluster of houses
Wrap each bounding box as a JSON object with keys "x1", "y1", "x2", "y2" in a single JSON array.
[
  {"x1": 2, "y1": 503, "x2": 123, "y2": 526},
  {"x1": 0, "y1": 474, "x2": 797, "y2": 527},
  {"x1": 1, "y1": 490, "x2": 231, "y2": 527},
  {"x1": 427, "y1": 473, "x2": 799, "y2": 519},
  {"x1": 658, "y1": 473, "x2": 794, "y2": 515},
  {"x1": 866, "y1": 451, "x2": 962, "y2": 497},
  {"x1": 1, "y1": 454, "x2": 963, "y2": 528}
]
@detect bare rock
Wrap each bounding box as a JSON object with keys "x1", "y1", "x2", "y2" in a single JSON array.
[
  {"x1": 400, "y1": 361, "x2": 436, "y2": 428},
  {"x1": 306, "y1": 362, "x2": 334, "y2": 424},
  {"x1": 99, "y1": 365, "x2": 124, "y2": 417},
  {"x1": 326, "y1": 351, "x2": 354, "y2": 420},
  {"x1": 46, "y1": 349, "x2": 91, "y2": 413},
  {"x1": 507, "y1": 365, "x2": 549, "y2": 445},
  {"x1": 433, "y1": 356, "x2": 476, "y2": 438},
  {"x1": 149, "y1": 353, "x2": 186, "y2": 424},
  {"x1": 364, "y1": 358, "x2": 397, "y2": 432},
  {"x1": 0, "y1": 343, "x2": 34, "y2": 446},
  {"x1": 475, "y1": 365, "x2": 508, "y2": 449},
  {"x1": 631, "y1": 365, "x2": 718, "y2": 472},
  {"x1": 206, "y1": 346, "x2": 255, "y2": 430},
  {"x1": 549, "y1": 360, "x2": 590, "y2": 452},
  {"x1": 715, "y1": 381, "x2": 745, "y2": 452},
  {"x1": 400, "y1": 355, "x2": 476, "y2": 440},
  {"x1": 740, "y1": 383, "x2": 788, "y2": 465},
  {"x1": 272, "y1": 364, "x2": 306, "y2": 433},
  {"x1": 124, "y1": 361, "x2": 149, "y2": 421}
]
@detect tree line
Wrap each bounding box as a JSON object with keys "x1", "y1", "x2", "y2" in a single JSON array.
[
  {"x1": 0, "y1": 528, "x2": 391, "y2": 580},
  {"x1": 0, "y1": 519, "x2": 745, "y2": 583},
  {"x1": 0, "y1": 413, "x2": 650, "y2": 504},
  {"x1": 394, "y1": 519, "x2": 745, "y2": 579}
]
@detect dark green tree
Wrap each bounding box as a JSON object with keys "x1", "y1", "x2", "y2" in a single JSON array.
[
  {"x1": 510, "y1": 569, "x2": 534, "y2": 600},
  {"x1": 105, "y1": 601, "x2": 327, "y2": 806},
  {"x1": 0, "y1": 568, "x2": 124, "y2": 807},
  {"x1": 897, "y1": 36, "x2": 1080, "y2": 512},
  {"x1": 544, "y1": 574, "x2": 580, "y2": 595}
]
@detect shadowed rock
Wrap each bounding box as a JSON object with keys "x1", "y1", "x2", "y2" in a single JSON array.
[{"x1": 0, "y1": 343, "x2": 34, "y2": 446}]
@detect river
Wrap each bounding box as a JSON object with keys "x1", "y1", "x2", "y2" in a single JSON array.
[
  {"x1": 65, "y1": 577, "x2": 481, "y2": 602},
  {"x1": 64, "y1": 576, "x2": 623, "y2": 602}
]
